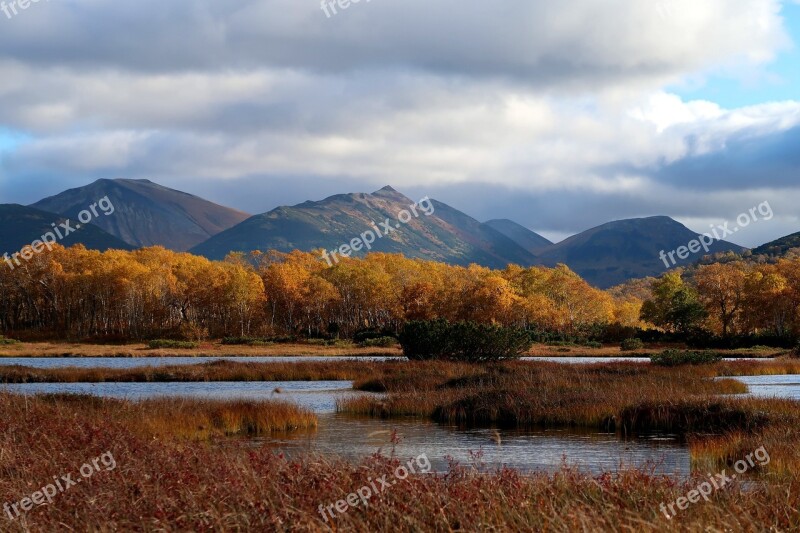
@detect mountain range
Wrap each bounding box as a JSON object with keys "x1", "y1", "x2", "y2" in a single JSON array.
[{"x1": 2, "y1": 178, "x2": 793, "y2": 287}]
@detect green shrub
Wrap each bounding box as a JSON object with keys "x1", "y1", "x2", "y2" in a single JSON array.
[
  {"x1": 399, "y1": 320, "x2": 531, "y2": 362},
  {"x1": 222, "y1": 337, "x2": 274, "y2": 346},
  {"x1": 359, "y1": 336, "x2": 397, "y2": 348},
  {"x1": 546, "y1": 341, "x2": 578, "y2": 347},
  {"x1": 148, "y1": 340, "x2": 199, "y2": 349},
  {"x1": 584, "y1": 341, "x2": 603, "y2": 349},
  {"x1": 0, "y1": 335, "x2": 21, "y2": 345},
  {"x1": 650, "y1": 349, "x2": 722, "y2": 367},
  {"x1": 353, "y1": 329, "x2": 396, "y2": 344},
  {"x1": 305, "y1": 338, "x2": 328, "y2": 346},
  {"x1": 303, "y1": 338, "x2": 355, "y2": 348},
  {"x1": 621, "y1": 338, "x2": 645, "y2": 351}
]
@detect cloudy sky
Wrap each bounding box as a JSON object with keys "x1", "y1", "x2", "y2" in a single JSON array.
[{"x1": 0, "y1": 0, "x2": 799, "y2": 246}]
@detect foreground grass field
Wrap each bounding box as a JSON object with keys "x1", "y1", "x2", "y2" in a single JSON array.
[
  {"x1": 0, "y1": 387, "x2": 798, "y2": 531},
  {"x1": 1, "y1": 359, "x2": 799, "y2": 531}
]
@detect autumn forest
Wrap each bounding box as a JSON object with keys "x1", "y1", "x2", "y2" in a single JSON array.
[{"x1": 2, "y1": 243, "x2": 799, "y2": 344}]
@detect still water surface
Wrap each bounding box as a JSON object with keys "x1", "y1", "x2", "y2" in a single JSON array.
[
  {"x1": 735, "y1": 374, "x2": 800, "y2": 400},
  {"x1": 2, "y1": 380, "x2": 690, "y2": 474}
]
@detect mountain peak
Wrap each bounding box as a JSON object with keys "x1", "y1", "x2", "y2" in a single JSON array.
[
  {"x1": 376, "y1": 185, "x2": 397, "y2": 193},
  {"x1": 31, "y1": 179, "x2": 250, "y2": 251},
  {"x1": 536, "y1": 216, "x2": 745, "y2": 287}
]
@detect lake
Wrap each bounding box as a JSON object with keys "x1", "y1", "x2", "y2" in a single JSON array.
[
  {"x1": 2, "y1": 379, "x2": 690, "y2": 475},
  {"x1": 735, "y1": 374, "x2": 800, "y2": 400}
]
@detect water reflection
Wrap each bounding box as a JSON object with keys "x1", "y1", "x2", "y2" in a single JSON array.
[
  {"x1": 260, "y1": 414, "x2": 690, "y2": 475},
  {"x1": 2, "y1": 381, "x2": 691, "y2": 475}
]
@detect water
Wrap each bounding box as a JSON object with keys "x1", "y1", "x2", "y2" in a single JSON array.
[
  {"x1": 261, "y1": 414, "x2": 690, "y2": 475},
  {"x1": 735, "y1": 374, "x2": 800, "y2": 400},
  {"x1": 2, "y1": 380, "x2": 690, "y2": 475},
  {"x1": 0, "y1": 381, "x2": 359, "y2": 413}
]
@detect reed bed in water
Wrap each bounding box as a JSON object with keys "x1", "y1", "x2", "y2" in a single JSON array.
[
  {"x1": 27, "y1": 393, "x2": 317, "y2": 439},
  {"x1": 0, "y1": 392, "x2": 797, "y2": 531}
]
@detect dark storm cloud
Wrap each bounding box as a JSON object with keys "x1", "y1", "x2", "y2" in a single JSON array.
[{"x1": 652, "y1": 125, "x2": 800, "y2": 190}]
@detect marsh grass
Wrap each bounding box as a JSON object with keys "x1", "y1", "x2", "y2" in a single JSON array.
[
  {"x1": 33, "y1": 393, "x2": 317, "y2": 439},
  {"x1": 0, "y1": 341, "x2": 403, "y2": 358},
  {"x1": 0, "y1": 391, "x2": 797, "y2": 531},
  {"x1": 0, "y1": 359, "x2": 391, "y2": 384},
  {"x1": 340, "y1": 361, "x2": 766, "y2": 433}
]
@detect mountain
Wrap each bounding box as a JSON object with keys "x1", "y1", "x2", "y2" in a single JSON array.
[
  {"x1": 191, "y1": 186, "x2": 537, "y2": 268},
  {"x1": 32, "y1": 179, "x2": 250, "y2": 251},
  {"x1": 751, "y1": 232, "x2": 800, "y2": 258},
  {"x1": 0, "y1": 204, "x2": 132, "y2": 257},
  {"x1": 485, "y1": 219, "x2": 552, "y2": 254},
  {"x1": 534, "y1": 216, "x2": 746, "y2": 288}
]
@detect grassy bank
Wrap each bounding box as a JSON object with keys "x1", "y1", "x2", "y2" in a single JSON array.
[
  {"x1": 3, "y1": 356, "x2": 799, "y2": 385},
  {"x1": 29, "y1": 394, "x2": 318, "y2": 439},
  {"x1": 0, "y1": 359, "x2": 392, "y2": 383},
  {"x1": 339, "y1": 361, "x2": 768, "y2": 432},
  {"x1": 0, "y1": 340, "x2": 784, "y2": 359},
  {"x1": 0, "y1": 341, "x2": 403, "y2": 358}
]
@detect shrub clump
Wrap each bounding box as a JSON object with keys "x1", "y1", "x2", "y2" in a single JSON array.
[
  {"x1": 0, "y1": 335, "x2": 21, "y2": 345},
  {"x1": 359, "y1": 336, "x2": 397, "y2": 348},
  {"x1": 620, "y1": 338, "x2": 644, "y2": 351},
  {"x1": 650, "y1": 349, "x2": 722, "y2": 367},
  {"x1": 399, "y1": 320, "x2": 531, "y2": 362},
  {"x1": 221, "y1": 337, "x2": 274, "y2": 346},
  {"x1": 148, "y1": 340, "x2": 199, "y2": 350},
  {"x1": 792, "y1": 343, "x2": 800, "y2": 358},
  {"x1": 305, "y1": 338, "x2": 355, "y2": 348}
]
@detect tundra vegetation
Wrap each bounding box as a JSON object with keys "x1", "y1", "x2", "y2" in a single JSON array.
[{"x1": 1, "y1": 358, "x2": 800, "y2": 530}]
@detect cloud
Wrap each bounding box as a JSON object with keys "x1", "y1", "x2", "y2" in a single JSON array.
[
  {"x1": 0, "y1": 0, "x2": 798, "y2": 247},
  {"x1": 0, "y1": 0, "x2": 789, "y2": 84}
]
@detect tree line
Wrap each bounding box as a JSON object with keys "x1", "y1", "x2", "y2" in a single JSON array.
[{"x1": 1, "y1": 244, "x2": 799, "y2": 343}]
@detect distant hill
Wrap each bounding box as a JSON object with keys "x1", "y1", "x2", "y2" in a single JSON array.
[
  {"x1": 191, "y1": 186, "x2": 536, "y2": 268},
  {"x1": 0, "y1": 204, "x2": 132, "y2": 257},
  {"x1": 32, "y1": 179, "x2": 250, "y2": 251},
  {"x1": 485, "y1": 219, "x2": 552, "y2": 254},
  {"x1": 751, "y1": 232, "x2": 800, "y2": 258},
  {"x1": 535, "y1": 216, "x2": 746, "y2": 288}
]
